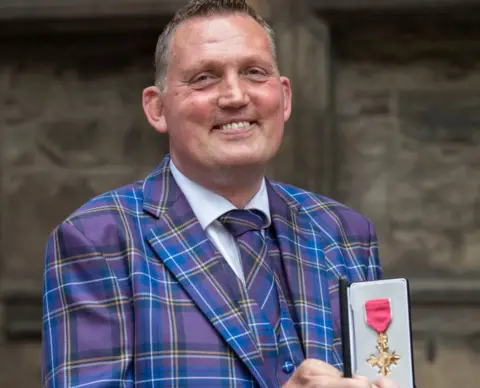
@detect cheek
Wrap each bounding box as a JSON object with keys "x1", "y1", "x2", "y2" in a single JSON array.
[
  {"x1": 252, "y1": 85, "x2": 285, "y2": 117},
  {"x1": 177, "y1": 94, "x2": 215, "y2": 124}
]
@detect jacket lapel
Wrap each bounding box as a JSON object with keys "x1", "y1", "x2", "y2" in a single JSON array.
[
  {"x1": 267, "y1": 182, "x2": 342, "y2": 367},
  {"x1": 141, "y1": 159, "x2": 271, "y2": 388}
]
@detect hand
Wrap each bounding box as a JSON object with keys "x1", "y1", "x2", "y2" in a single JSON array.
[
  {"x1": 372, "y1": 376, "x2": 400, "y2": 388},
  {"x1": 353, "y1": 376, "x2": 399, "y2": 388},
  {"x1": 282, "y1": 359, "x2": 400, "y2": 388}
]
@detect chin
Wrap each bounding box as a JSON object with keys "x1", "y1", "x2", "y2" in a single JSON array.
[{"x1": 218, "y1": 154, "x2": 272, "y2": 170}]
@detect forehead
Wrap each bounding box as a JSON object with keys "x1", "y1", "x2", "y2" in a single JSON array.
[{"x1": 170, "y1": 13, "x2": 273, "y2": 66}]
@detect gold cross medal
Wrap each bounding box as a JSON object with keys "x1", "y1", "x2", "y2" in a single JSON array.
[{"x1": 364, "y1": 298, "x2": 401, "y2": 376}]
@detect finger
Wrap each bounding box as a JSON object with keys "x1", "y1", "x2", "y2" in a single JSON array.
[
  {"x1": 351, "y1": 375, "x2": 385, "y2": 388},
  {"x1": 306, "y1": 376, "x2": 372, "y2": 388},
  {"x1": 353, "y1": 375, "x2": 379, "y2": 388},
  {"x1": 374, "y1": 376, "x2": 400, "y2": 388},
  {"x1": 352, "y1": 375, "x2": 370, "y2": 383},
  {"x1": 296, "y1": 358, "x2": 343, "y2": 379}
]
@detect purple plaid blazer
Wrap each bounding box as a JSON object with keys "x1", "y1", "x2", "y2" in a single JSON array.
[{"x1": 42, "y1": 155, "x2": 382, "y2": 387}]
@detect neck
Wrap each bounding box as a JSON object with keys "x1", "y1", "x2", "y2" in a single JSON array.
[
  {"x1": 210, "y1": 176, "x2": 263, "y2": 208},
  {"x1": 172, "y1": 158, "x2": 265, "y2": 208}
]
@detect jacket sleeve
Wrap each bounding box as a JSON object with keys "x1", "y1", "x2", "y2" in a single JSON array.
[
  {"x1": 365, "y1": 218, "x2": 383, "y2": 281},
  {"x1": 42, "y1": 221, "x2": 133, "y2": 387}
]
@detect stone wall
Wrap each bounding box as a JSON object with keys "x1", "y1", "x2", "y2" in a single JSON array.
[
  {"x1": 331, "y1": 12, "x2": 480, "y2": 387},
  {"x1": 1, "y1": 28, "x2": 167, "y2": 288},
  {"x1": 332, "y1": 13, "x2": 480, "y2": 277}
]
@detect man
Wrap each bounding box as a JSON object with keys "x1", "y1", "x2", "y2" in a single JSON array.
[{"x1": 42, "y1": 1, "x2": 399, "y2": 387}]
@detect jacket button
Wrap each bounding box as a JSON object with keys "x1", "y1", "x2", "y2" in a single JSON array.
[{"x1": 282, "y1": 360, "x2": 295, "y2": 374}]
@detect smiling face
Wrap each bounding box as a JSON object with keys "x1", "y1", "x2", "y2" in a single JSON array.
[{"x1": 145, "y1": 13, "x2": 291, "y2": 186}]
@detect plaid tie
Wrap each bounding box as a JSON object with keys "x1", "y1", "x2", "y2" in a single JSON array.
[{"x1": 219, "y1": 209, "x2": 280, "y2": 331}]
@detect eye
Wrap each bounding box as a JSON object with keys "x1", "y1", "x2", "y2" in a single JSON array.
[
  {"x1": 247, "y1": 68, "x2": 264, "y2": 75},
  {"x1": 244, "y1": 67, "x2": 268, "y2": 80},
  {"x1": 195, "y1": 74, "x2": 210, "y2": 82},
  {"x1": 192, "y1": 73, "x2": 215, "y2": 84}
]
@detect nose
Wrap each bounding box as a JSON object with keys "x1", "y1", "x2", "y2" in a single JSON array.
[{"x1": 217, "y1": 74, "x2": 250, "y2": 109}]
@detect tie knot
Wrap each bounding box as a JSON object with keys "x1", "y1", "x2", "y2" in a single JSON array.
[{"x1": 219, "y1": 209, "x2": 268, "y2": 238}]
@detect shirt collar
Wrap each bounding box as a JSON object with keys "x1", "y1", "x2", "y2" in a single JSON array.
[{"x1": 169, "y1": 160, "x2": 271, "y2": 230}]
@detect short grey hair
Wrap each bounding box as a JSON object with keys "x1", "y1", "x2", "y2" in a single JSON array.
[{"x1": 154, "y1": 0, "x2": 277, "y2": 91}]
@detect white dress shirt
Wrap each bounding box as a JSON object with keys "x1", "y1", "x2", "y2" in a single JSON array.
[{"x1": 169, "y1": 160, "x2": 271, "y2": 284}]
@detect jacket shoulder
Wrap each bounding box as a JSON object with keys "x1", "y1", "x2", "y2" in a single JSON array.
[
  {"x1": 271, "y1": 181, "x2": 382, "y2": 280},
  {"x1": 69, "y1": 180, "x2": 144, "y2": 220},
  {"x1": 50, "y1": 179, "x2": 146, "y2": 245},
  {"x1": 271, "y1": 181, "x2": 374, "y2": 235}
]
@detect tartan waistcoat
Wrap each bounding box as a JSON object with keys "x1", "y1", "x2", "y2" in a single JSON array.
[{"x1": 222, "y1": 225, "x2": 306, "y2": 387}]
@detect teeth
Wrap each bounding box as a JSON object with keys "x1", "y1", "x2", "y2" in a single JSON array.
[{"x1": 221, "y1": 121, "x2": 251, "y2": 130}]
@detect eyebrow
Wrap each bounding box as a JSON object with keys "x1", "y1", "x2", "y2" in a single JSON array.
[{"x1": 181, "y1": 54, "x2": 275, "y2": 75}]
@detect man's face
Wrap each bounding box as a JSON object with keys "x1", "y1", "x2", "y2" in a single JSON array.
[{"x1": 157, "y1": 13, "x2": 291, "y2": 177}]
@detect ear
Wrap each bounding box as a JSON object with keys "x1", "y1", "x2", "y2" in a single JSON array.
[
  {"x1": 280, "y1": 76, "x2": 292, "y2": 122},
  {"x1": 142, "y1": 86, "x2": 167, "y2": 134}
]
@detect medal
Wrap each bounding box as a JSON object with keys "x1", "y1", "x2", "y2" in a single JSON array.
[{"x1": 364, "y1": 298, "x2": 400, "y2": 376}]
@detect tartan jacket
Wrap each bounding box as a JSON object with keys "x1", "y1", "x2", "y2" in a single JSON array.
[{"x1": 42, "y1": 155, "x2": 382, "y2": 387}]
